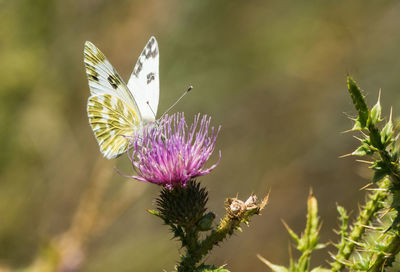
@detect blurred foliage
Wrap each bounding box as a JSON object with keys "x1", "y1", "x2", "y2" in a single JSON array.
[
  {"x1": 2, "y1": 0, "x2": 400, "y2": 271},
  {"x1": 258, "y1": 191, "x2": 327, "y2": 272}
]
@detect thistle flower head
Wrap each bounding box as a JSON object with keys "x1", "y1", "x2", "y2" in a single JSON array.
[{"x1": 129, "y1": 113, "x2": 221, "y2": 189}]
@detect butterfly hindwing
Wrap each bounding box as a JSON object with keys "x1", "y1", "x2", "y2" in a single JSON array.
[
  {"x1": 87, "y1": 94, "x2": 140, "y2": 159},
  {"x1": 127, "y1": 36, "x2": 159, "y2": 123}
]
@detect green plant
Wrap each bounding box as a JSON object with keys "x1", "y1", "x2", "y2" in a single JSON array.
[{"x1": 259, "y1": 77, "x2": 400, "y2": 272}]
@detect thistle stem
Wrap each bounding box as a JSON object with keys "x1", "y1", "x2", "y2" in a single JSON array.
[
  {"x1": 330, "y1": 179, "x2": 389, "y2": 272},
  {"x1": 177, "y1": 226, "x2": 201, "y2": 272},
  {"x1": 200, "y1": 213, "x2": 240, "y2": 257},
  {"x1": 177, "y1": 211, "x2": 243, "y2": 271}
]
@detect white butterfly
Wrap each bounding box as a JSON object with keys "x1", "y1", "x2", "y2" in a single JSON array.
[{"x1": 84, "y1": 37, "x2": 159, "y2": 159}]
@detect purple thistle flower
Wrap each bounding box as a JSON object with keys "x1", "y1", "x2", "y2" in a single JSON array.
[{"x1": 129, "y1": 113, "x2": 221, "y2": 189}]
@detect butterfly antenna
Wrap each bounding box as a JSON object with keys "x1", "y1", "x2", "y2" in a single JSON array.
[
  {"x1": 160, "y1": 85, "x2": 193, "y2": 119},
  {"x1": 146, "y1": 101, "x2": 157, "y2": 119}
]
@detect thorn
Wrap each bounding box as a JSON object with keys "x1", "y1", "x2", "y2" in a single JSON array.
[
  {"x1": 288, "y1": 240, "x2": 293, "y2": 261},
  {"x1": 366, "y1": 188, "x2": 386, "y2": 191},
  {"x1": 359, "y1": 183, "x2": 373, "y2": 190},
  {"x1": 257, "y1": 254, "x2": 272, "y2": 267},
  {"x1": 355, "y1": 159, "x2": 373, "y2": 164},
  {"x1": 281, "y1": 219, "x2": 291, "y2": 233},
  {"x1": 333, "y1": 229, "x2": 339, "y2": 235},
  {"x1": 341, "y1": 129, "x2": 354, "y2": 134},
  {"x1": 358, "y1": 223, "x2": 378, "y2": 230},
  {"x1": 353, "y1": 135, "x2": 364, "y2": 141},
  {"x1": 339, "y1": 153, "x2": 352, "y2": 158},
  {"x1": 378, "y1": 88, "x2": 381, "y2": 103},
  {"x1": 259, "y1": 190, "x2": 270, "y2": 210},
  {"x1": 343, "y1": 111, "x2": 355, "y2": 118},
  {"x1": 344, "y1": 237, "x2": 364, "y2": 247}
]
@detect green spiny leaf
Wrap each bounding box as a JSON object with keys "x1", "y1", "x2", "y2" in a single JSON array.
[
  {"x1": 235, "y1": 226, "x2": 243, "y2": 232},
  {"x1": 371, "y1": 160, "x2": 384, "y2": 171},
  {"x1": 315, "y1": 243, "x2": 327, "y2": 250},
  {"x1": 370, "y1": 94, "x2": 381, "y2": 125},
  {"x1": 147, "y1": 209, "x2": 161, "y2": 216},
  {"x1": 352, "y1": 119, "x2": 363, "y2": 131},
  {"x1": 352, "y1": 144, "x2": 373, "y2": 156},
  {"x1": 381, "y1": 119, "x2": 393, "y2": 145},
  {"x1": 257, "y1": 255, "x2": 289, "y2": 272},
  {"x1": 347, "y1": 77, "x2": 369, "y2": 129},
  {"x1": 282, "y1": 220, "x2": 300, "y2": 245}
]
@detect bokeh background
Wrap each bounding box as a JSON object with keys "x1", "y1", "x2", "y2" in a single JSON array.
[{"x1": 2, "y1": 0, "x2": 400, "y2": 271}]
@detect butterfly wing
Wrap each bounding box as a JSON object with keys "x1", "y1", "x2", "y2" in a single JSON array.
[
  {"x1": 127, "y1": 36, "x2": 159, "y2": 123},
  {"x1": 84, "y1": 41, "x2": 142, "y2": 159},
  {"x1": 87, "y1": 94, "x2": 140, "y2": 158}
]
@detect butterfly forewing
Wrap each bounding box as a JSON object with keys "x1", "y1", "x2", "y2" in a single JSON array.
[
  {"x1": 84, "y1": 41, "x2": 142, "y2": 118},
  {"x1": 84, "y1": 41, "x2": 143, "y2": 159},
  {"x1": 127, "y1": 36, "x2": 159, "y2": 123}
]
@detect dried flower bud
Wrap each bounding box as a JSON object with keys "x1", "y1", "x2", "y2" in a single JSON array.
[
  {"x1": 245, "y1": 194, "x2": 258, "y2": 210},
  {"x1": 245, "y1": 194, "x2": 257, "y2": 205},
  {"x1": 226, "y1": 193, "x2": 269, "y2": 219},
  {"x1": 226, "y1": 198, "x2": 246, "y2": 218}
]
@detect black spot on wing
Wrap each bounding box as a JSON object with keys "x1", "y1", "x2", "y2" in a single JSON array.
[
  {"x1": 146, "y1": 72, "x2": 155, "y2": 84},
  {"x1": 89, "y1": 74, "x2": 99, "y2": 82},
  {"x1": 85, "y1": 63, "x2": 100, "y2": 82},
  {"x1": 144, "y1": 45, "x2": 158, "y2": 59},
  {"x1": 132, "y1": 38, "x2": 158, "y2": 77},
  {"x1": 133, "y1": 59, "x2": 143, "y2": 77},
  {"x1": 107, "y1": 74, "x2": 122, "y2": 90},
  {"x1": 143, "y1": 38, "x2": 158, "y2": 59}
]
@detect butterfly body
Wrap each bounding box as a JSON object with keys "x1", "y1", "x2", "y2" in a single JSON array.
[{"x1": 84, "y1": 37, "x2": 159, "y2": 159}]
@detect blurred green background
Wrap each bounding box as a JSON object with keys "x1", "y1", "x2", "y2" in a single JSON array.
[{"x1": 2, "y1": 0, "x2": 400, "y2": 271}]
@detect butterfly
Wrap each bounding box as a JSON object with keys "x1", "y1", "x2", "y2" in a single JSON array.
[{"x1": 84, "y1": 37, "x2": 159, "y2": 159}]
